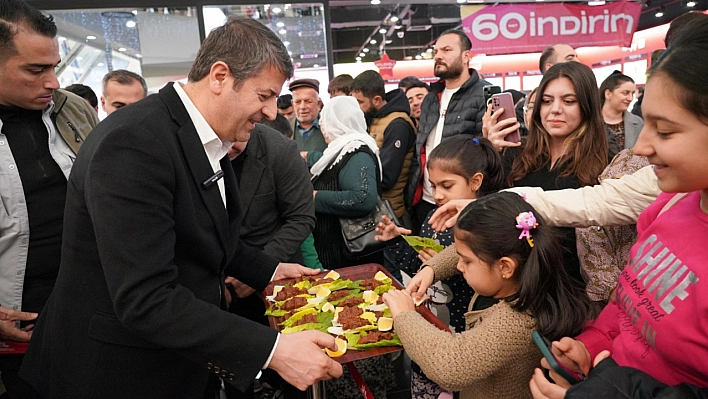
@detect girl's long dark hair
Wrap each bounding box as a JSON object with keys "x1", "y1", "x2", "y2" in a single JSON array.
[
  {"x1": 599, "y1": 71, "x2": 635, "y2": 108},
  {"x1": 427, "y1": 136, "x2": 505, "y2": 197},
  {"x1": 455, "y1": 192, "x2": 592, "y2": 340}
]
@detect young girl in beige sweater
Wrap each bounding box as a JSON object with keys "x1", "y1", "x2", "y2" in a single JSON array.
[{"x1": 383, "y1": 191, "x2": 593, "y2": 399}]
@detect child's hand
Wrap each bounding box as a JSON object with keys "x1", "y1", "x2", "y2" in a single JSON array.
[
  {"x1": 551, "y1": 337, "x2": 592, "y2": 375},
  {"x1": 529, "y1": 350, "x2": 610, "y2": 399},
  {"x1": 417, "y1": 247, "x2": 438, "y2": 262},
  {"x1": 382, "y1": 290, "x2": 415, "y2": 318},
  {"x1": 406, "y1": 266, "x2": 435, "y2": 300},
  {"x1": 374, "y1": 215, "x2": 411, "y2": 242}
]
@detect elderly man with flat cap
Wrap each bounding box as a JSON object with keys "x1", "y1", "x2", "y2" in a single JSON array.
[{"x1": 288, "y1": 78, "x2": 326, "y2": 152}]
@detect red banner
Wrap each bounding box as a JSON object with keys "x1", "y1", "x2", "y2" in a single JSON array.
[{"x1": 461, "y1": 2, "x2": 642, "y2": 55}]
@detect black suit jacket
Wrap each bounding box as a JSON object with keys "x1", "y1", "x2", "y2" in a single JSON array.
[
  {"x1": 20, "y1": 84, "x2": 280, "y2": 398},
  {"x1": 235, "y1": 124, "x2": 315, "y2": 264}
]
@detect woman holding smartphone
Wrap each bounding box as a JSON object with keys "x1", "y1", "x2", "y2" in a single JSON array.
[{"x1": 483, "y1": 62, "x2": 610, "y2": 288}]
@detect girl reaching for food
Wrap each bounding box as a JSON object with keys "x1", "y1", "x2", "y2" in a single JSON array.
[
  {"x1": 383, "y1": 192, "x2": 592, "y2": 399},
  {"x1": 375, "y1": 135, "x2": 504, "y2": 399}
]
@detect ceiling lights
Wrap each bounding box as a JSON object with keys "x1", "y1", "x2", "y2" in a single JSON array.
[
  {"x1": 687, "y1": 0, "x2": 696, "y2": 6},
  {"x1": 371, "y1": 0, "x2": 381, "y2": 4},
  {"x1": 655, "y1": 6, "x2": 664, "y2": 17}
]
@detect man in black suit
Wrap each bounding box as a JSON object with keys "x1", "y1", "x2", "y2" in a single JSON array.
[{"x1": 20, "y1": 17, "x2": 342, "y2": 399}]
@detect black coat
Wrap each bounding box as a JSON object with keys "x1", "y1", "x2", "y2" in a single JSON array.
[
  {"x1": 20, "y1": 84, "x2": 280, "y2": 398},
  {"x1": 406, "y1": 69, "x2": 486, "y2": 205},
  {"x1": 566, "y1": 358, "x2": 708, "y2": 399}
]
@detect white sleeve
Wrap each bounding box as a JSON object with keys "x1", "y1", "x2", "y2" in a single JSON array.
[{"x1": 505, "y1": 165, "x2": 659, "y2": 227}]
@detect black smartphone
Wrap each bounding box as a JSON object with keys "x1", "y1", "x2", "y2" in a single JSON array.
[
  {"x1": 531, "y1": 331, "x2": 585, "y2": 385},
  {"x1": 483, "y1": 85, "x2": 501, "y2": 106}
]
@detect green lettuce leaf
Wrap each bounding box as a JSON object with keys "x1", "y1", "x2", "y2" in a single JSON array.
[
  {"x1": 265, "y1": 306, "x2": 288, "y2": 317},
  {"x1": 329, "y1": 289, "x2": 361, "y2": 306},
  {"x1": 344, "y1": 331, "x2": 403, "y2": 350},
  {"x1": 281, "y1": 322, "x2": 329, "y2": 334},
  {"x1": 402, "y1": 235, "x2": 444, "y2": 253}
]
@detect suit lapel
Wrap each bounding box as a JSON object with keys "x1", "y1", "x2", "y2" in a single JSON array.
[
  {"x1": 237, "y1": 135, "x2": 265, "y2": 214},
  {"x1": 160, "y1": 84, "x2": 230, "y2": 253}
]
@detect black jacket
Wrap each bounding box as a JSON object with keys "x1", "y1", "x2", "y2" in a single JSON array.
[
  {"x1": 566, "y1": 358, "x2": 708, "y2": 399},
  {"x1": 406, "y1": 69, "x2": 486, "y2": 205},
  {"x1": 21, "y1": 84, "x2": 280, "y2": 398}
]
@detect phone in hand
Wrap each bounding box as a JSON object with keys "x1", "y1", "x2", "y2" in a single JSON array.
[
  {"x1": 531, "y1": 330, "x2": 585, "y2": 385},
  {"x1": 483, "y1": 85, "x2": 501, "y2": 106},
  {"x1": 491, "y1": 92, "x2": 521, "y2": 143}
]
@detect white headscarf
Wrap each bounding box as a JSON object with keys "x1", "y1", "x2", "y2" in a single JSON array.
[{"x1": 310, "y1": 96, "x2": 382, "y2": 179}]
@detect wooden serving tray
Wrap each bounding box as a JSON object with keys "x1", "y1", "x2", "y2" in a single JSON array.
[{"x1": 263, "y1": 263, "x2": 450, "y2": 364}]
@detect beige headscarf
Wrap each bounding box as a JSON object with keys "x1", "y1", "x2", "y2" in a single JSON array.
[{"x1": 310, "y1": 96, "x2": 382, "y2": 179}]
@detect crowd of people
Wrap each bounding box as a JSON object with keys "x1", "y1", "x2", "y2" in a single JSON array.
[{"x1": 1, "y1": 0, "x2": 707, "y2": 398}]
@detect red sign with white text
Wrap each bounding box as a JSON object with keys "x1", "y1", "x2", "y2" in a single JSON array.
[{"x1": 461, "y1": 2, "x2": 642, "y2": 55}]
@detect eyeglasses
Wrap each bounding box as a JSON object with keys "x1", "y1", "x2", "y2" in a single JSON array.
[{"x1": 523, "y1": 103, "x2": 534, "y2": 114}]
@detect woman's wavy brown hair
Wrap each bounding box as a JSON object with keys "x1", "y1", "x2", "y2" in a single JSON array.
[{"x1": 507, "y1": 62, "x2": 608, "y2": 187}]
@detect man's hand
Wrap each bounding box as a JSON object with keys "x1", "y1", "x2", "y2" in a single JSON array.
[
  {"x1": 417, "y1": 248, "x2": 437, "y2": 263},
  {"x1": 0, "y1": 306, "x2": 38, "y2": 342},
  {"x1": 273, "y1": 263, "x2": 320, "y2": 281},
  {"x1": 268, "y1": 330, "x2": 343, "y2": 390},
  {"x1": 375, "y1": 215, "x2": 412, "y2": 242},
  {"x1": 428, "y1": 199, "x2": 475, "y2": 232},
  {"x1": 225, "y1": 277, "x2": 256, "y2": 299},
  {"x1": 405, "y1": 266, "x2": 435, "y2": 300},
  {"x1": 382, "y1": 290, "x2": 416, "y2": 318}
]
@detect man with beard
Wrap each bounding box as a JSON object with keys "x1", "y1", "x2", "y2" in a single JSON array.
[
  {"x1": 406, "y1": 29, "x2": 486, "y2": 228},
  {"x1": 350, "y1": 70, "x2": 416, "y2": 219}
]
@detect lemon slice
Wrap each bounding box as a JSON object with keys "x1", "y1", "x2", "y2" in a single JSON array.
[
  {"x1": 307, "y1": 296, "x2": 326, "y2": 305},
  {"x1": 360, "y1": 312, "x2": 377, "y2": 323},
  {"x1": 324, "y1": 270, "x2": 341, "y2": 280},
  {"x1": 327, "y1": 326, "x2": 345, "y2": 336},
  {"x1": 377, "y1": 317, "x2": 393, "y2": 332},
  {"x1": 325, "y1": 337, "x2": 347, "y2": 358},
  {"x1": 322, "y1": 302, "x2": 335, "y2": 313},
  {"x1": 362, "y1": 290, "x2": 379, "y2": 303},
  {"x1": 316, "y1": 286, "x2": 331, "y2": 298},
  {"x1": 374, "y1": 271, "x2": 388, "y2": 281}
]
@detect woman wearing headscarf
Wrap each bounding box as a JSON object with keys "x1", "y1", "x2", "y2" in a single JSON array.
[{"x1": 306, "y1": 96, "x2": 383, "y2": 270}]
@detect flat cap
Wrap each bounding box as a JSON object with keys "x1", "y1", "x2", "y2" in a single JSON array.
[{"x1": 289, "y1": 78, "x2": 319, "y2": 93}]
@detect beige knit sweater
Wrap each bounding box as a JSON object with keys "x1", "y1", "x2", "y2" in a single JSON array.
[{"x1": 395, "y1": 243, "x2": 541, "y2": 399}]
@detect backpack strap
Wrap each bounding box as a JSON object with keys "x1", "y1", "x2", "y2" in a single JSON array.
[{"x1": 657, "y1": 192, "x2": 690, "y2": 218}]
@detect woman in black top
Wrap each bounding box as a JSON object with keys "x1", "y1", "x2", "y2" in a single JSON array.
[{"x1": 484, "y1": 62, "x2": 609, "y2": 287}]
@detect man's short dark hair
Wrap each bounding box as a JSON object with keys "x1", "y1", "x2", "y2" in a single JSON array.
[
  {"x1": 0, "y1": 0, "x2": 57, "y2": 60},
  {"x1": 438, "y1": 29, "x2": 472, "y2": 52},
  {"x1": 404, "y1": 80, "x2": 430, "y2": 93},
  {"x1": 260, "y1": 113, "x2": 294, "y2": 139},
  {"x1": 398, "y1": 76, "x2": 421, "y2": 90},
  {"x1": 64, "y1": 84, "x2": 98, "y2": 108},
  {"x1": 539, "y1": 46, "x2": 556, "y2": 73},
  {"x1": 277, "y1": 94, "x2": 292, "y2": 110},
  {"x1": 102, "y1": 69, "x2": 148, "y2": 96},
  {"x1": 188, "y1": 17, "x2": 293, "y2": 88},
  {"x1": 350, "y1": 70, "x2": 385, "y2": 99},
  {"x1": 328, "y1": 74, "x2": 353, "y2": 96}
]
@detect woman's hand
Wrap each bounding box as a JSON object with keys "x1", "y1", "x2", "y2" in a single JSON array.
[
  {"x1": 375, "y1": 215, "x2": 412, "y2": 242},
  {"x1": 483, "y1": 105, "x2": 522, "y2": 152},
  {"x1": 428, "y1": 199, "x2": 475, "y2": 232},
  {"x1": 417, "y1": 248, "x2": 437, "y2": 263},
  {"x1": 406, "y1": 266, "x2": 435, "y2": 300},
  {"x1": 382, "y1": 290, "x2": 416, "y2": 318}
]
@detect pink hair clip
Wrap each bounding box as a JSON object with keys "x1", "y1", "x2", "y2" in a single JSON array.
[{"x1": 515, "y1": 211, "x2": 538, "y2": 247}]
